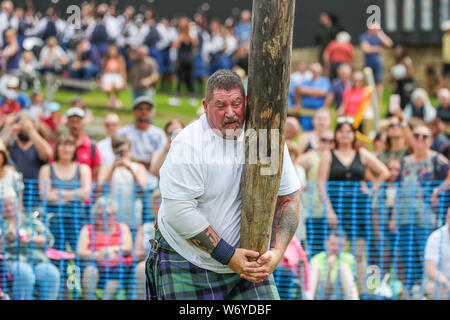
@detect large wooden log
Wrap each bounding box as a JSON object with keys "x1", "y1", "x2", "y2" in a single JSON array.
[{"x1": 240, "y1": 0, "x2": 296, "y2": 254}]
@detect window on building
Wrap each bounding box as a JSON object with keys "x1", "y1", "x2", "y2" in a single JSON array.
[
  {"x1": 441, "y1": 0, "x2": 450, "y2": 25},
  {"x1": 385, "y1": 0, "x2": 397, "y2": 32},
  {"x1": 403, "y1": 0, "x2": 415, "y2": 31},
  {"x1": 421, "y1": 0, "x2": 433, "y2": 31}
]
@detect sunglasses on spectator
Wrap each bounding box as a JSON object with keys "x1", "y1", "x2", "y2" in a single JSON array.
[
  {"x1": 320, "y1": 137, "x2": 334, "y2": 143},
  {"x1": 413, "y1": 133, "x2": 429, "y2": 140},
  {"x1": 388, "y1": 123, "x2": 400, "y2": 128},
  {"x1": 337, "y1": 117, "x2": 354, "y2": 124},
  {"x1": 134, "y1": 106, "x2": 152, "y2": 111}
]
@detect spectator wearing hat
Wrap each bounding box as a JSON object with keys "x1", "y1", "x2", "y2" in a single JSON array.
[
  {"x1": 97, "y1": 113, "x2": 121, "y2": 166},
  {"x1": 39, "y1": 102, "x2": 63, "y2": 144},
  {"x1": 323, "y1": 31, "x2": 354, "y2": 80},
  {"x1": 128, "y1": 45, "x2": 160, "y2": 100},
  {"x1": 71, "y1": 96, "x2": 93, "y2": 125},
  {"x1": 0, "y1": 75, "x2": 31, "y2": 112},
  {"x1": 117, "y1": 96, "x2": 166, "y2": 174},
  {"x1": 65, "y1": 107, "x2": 102, "y2": 180}
]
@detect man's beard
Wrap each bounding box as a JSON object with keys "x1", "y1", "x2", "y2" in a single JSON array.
[
  {"x1": 137, "y1": 117, "x2": 150, "y2": 124},
  {"x1": 222, "y1": 117, "x2": 243, "y2": 140}
]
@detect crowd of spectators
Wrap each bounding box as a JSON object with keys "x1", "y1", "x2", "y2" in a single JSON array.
[
  {"x1": 0, "y1": 0, "x2": 252, "y2": 107},
  {"x1": 0, "y1": 1, "x2": 449, "y2": 301}
]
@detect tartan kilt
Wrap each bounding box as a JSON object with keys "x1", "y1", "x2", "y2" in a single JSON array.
[{"x1": 145, "y1": 230, "x2": 280, "y2": 300}]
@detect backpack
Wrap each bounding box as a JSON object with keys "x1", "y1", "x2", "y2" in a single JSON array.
[
  {"x1": 43, "y1": 19, "x2": 57, "y2": 41},
  {"x1": 91, "y1": 23, "x2": 108, "y2": 45}
]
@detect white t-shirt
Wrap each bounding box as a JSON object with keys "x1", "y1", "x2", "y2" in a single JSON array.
[
  {"x1": 97, "y1": 136, "x2": 114, "y2": 166},
  {"x1": 158, "y1": 114, "x2": 301, "y2": 273},
  {"x1": 425, "y1": 224, "x2": 450, "y2": 280}
]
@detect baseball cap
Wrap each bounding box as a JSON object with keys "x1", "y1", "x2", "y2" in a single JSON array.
[
  {"x1": 48, "y1": 102, "x2": 61, "y2": 112},
  {"x1": 132, "y1": 95, "x2": 154, "y2": 110},
  {"x1": 6, "y1": 76, "x2": 19, "y2": 89},
  {"x1": 65, "y1": 107, "x2": 86, "y2": 118}
]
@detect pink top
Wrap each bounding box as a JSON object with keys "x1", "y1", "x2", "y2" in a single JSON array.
[
  {"x1": 280, "y1": 235, "x2": 310, "y2": 291},
  {"x1": 342, "y1": 86, "x2": 367, "y2": 116},
  {"x1": 87, "y1": 223, "x2": 132, "y2": 268}
]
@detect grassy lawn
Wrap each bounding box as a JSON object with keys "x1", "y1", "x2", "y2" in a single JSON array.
[{"x1": 51, "y1": 88, "x2": 201, "y2": 131}]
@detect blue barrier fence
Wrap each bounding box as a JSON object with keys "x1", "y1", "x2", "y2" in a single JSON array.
[{"x1": 0, "y1": 179, "x2": 449, "y2": 300}]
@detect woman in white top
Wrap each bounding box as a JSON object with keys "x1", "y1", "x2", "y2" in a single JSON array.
[
  {"x1": 0, "y1": 141, "x2": 22, "y2": 194},
  {"x1": 97, "y1": 136, "x2": 147, "y2": 230}
]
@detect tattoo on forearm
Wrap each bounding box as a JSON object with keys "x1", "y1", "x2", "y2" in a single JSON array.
[
  {"x1": 187, "y1": 226, "x2": 221, "y2": 254},
  {"x1": 270, "y1": 190, "x2": 300, "y2": 251}
]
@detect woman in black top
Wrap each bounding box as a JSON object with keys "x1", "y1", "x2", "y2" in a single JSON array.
[
  {"x1": 318, "y1": 119, "x2": 389, "y2": 297},
  {"x1": 172, "y1": 20, "x2": 197, "y2": 94}
]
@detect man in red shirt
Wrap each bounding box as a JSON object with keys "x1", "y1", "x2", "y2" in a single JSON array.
[
  {"x1": 323, "y1": 31, "x2": 355, "y2": 80},
  {"x1": 65, "y1": 107, "x2": 102, "y2": 180}
]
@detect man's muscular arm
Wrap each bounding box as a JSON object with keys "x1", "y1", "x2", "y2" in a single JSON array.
[
  {"x1": 241, "y1": 189, "x2": 301, "y2": 282},
  {"x1": 270, "y1": 190, "x2": 301, "y2": 251}
]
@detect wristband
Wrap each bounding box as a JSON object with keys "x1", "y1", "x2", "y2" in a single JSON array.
[{"x1": 211, "y1": 239, "x2": 236, "y2": 265}]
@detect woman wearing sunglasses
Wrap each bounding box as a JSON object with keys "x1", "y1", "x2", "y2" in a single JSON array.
[
  {"x1": 317, "y1": 118, "x2": 389, "y2": 297},
  {"x1": 390, "y1": 125, "x2": 450, "y2": 296},
  {"x1": 377, "y1": 116, "x2": 412, "y2": 165}
]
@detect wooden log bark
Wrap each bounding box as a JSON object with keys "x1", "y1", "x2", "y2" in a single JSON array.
[{"x1": 240, "y1": 0, "x2": 296, "y2": 255}]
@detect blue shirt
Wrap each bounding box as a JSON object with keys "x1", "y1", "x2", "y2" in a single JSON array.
[
  {"x1": 117, "y1": 124, "x2": 167, "y2": 163},
  {"x1": 300, "y1": 77, "x2": 331, "y2": 110},
  {"x1": 235, "y1": 22, "x2": 252, "y2": 45},
  {"x1": 330, "y1": 79, "x2": 351, "y2": 108},
  {"x1": 0, "y1": 92, "x2": 31, "y2": 109},
  {"x1": 288, "y1": 76, "x2": 303, "y2": 108},
  {"x1": 359, "y1": 32, "x2": 382, "y2": 67}
]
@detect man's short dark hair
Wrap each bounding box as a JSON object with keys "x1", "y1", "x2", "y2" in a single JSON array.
[{"x1": 205, "y1": 69, "x2": 245, "y2": 103}]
